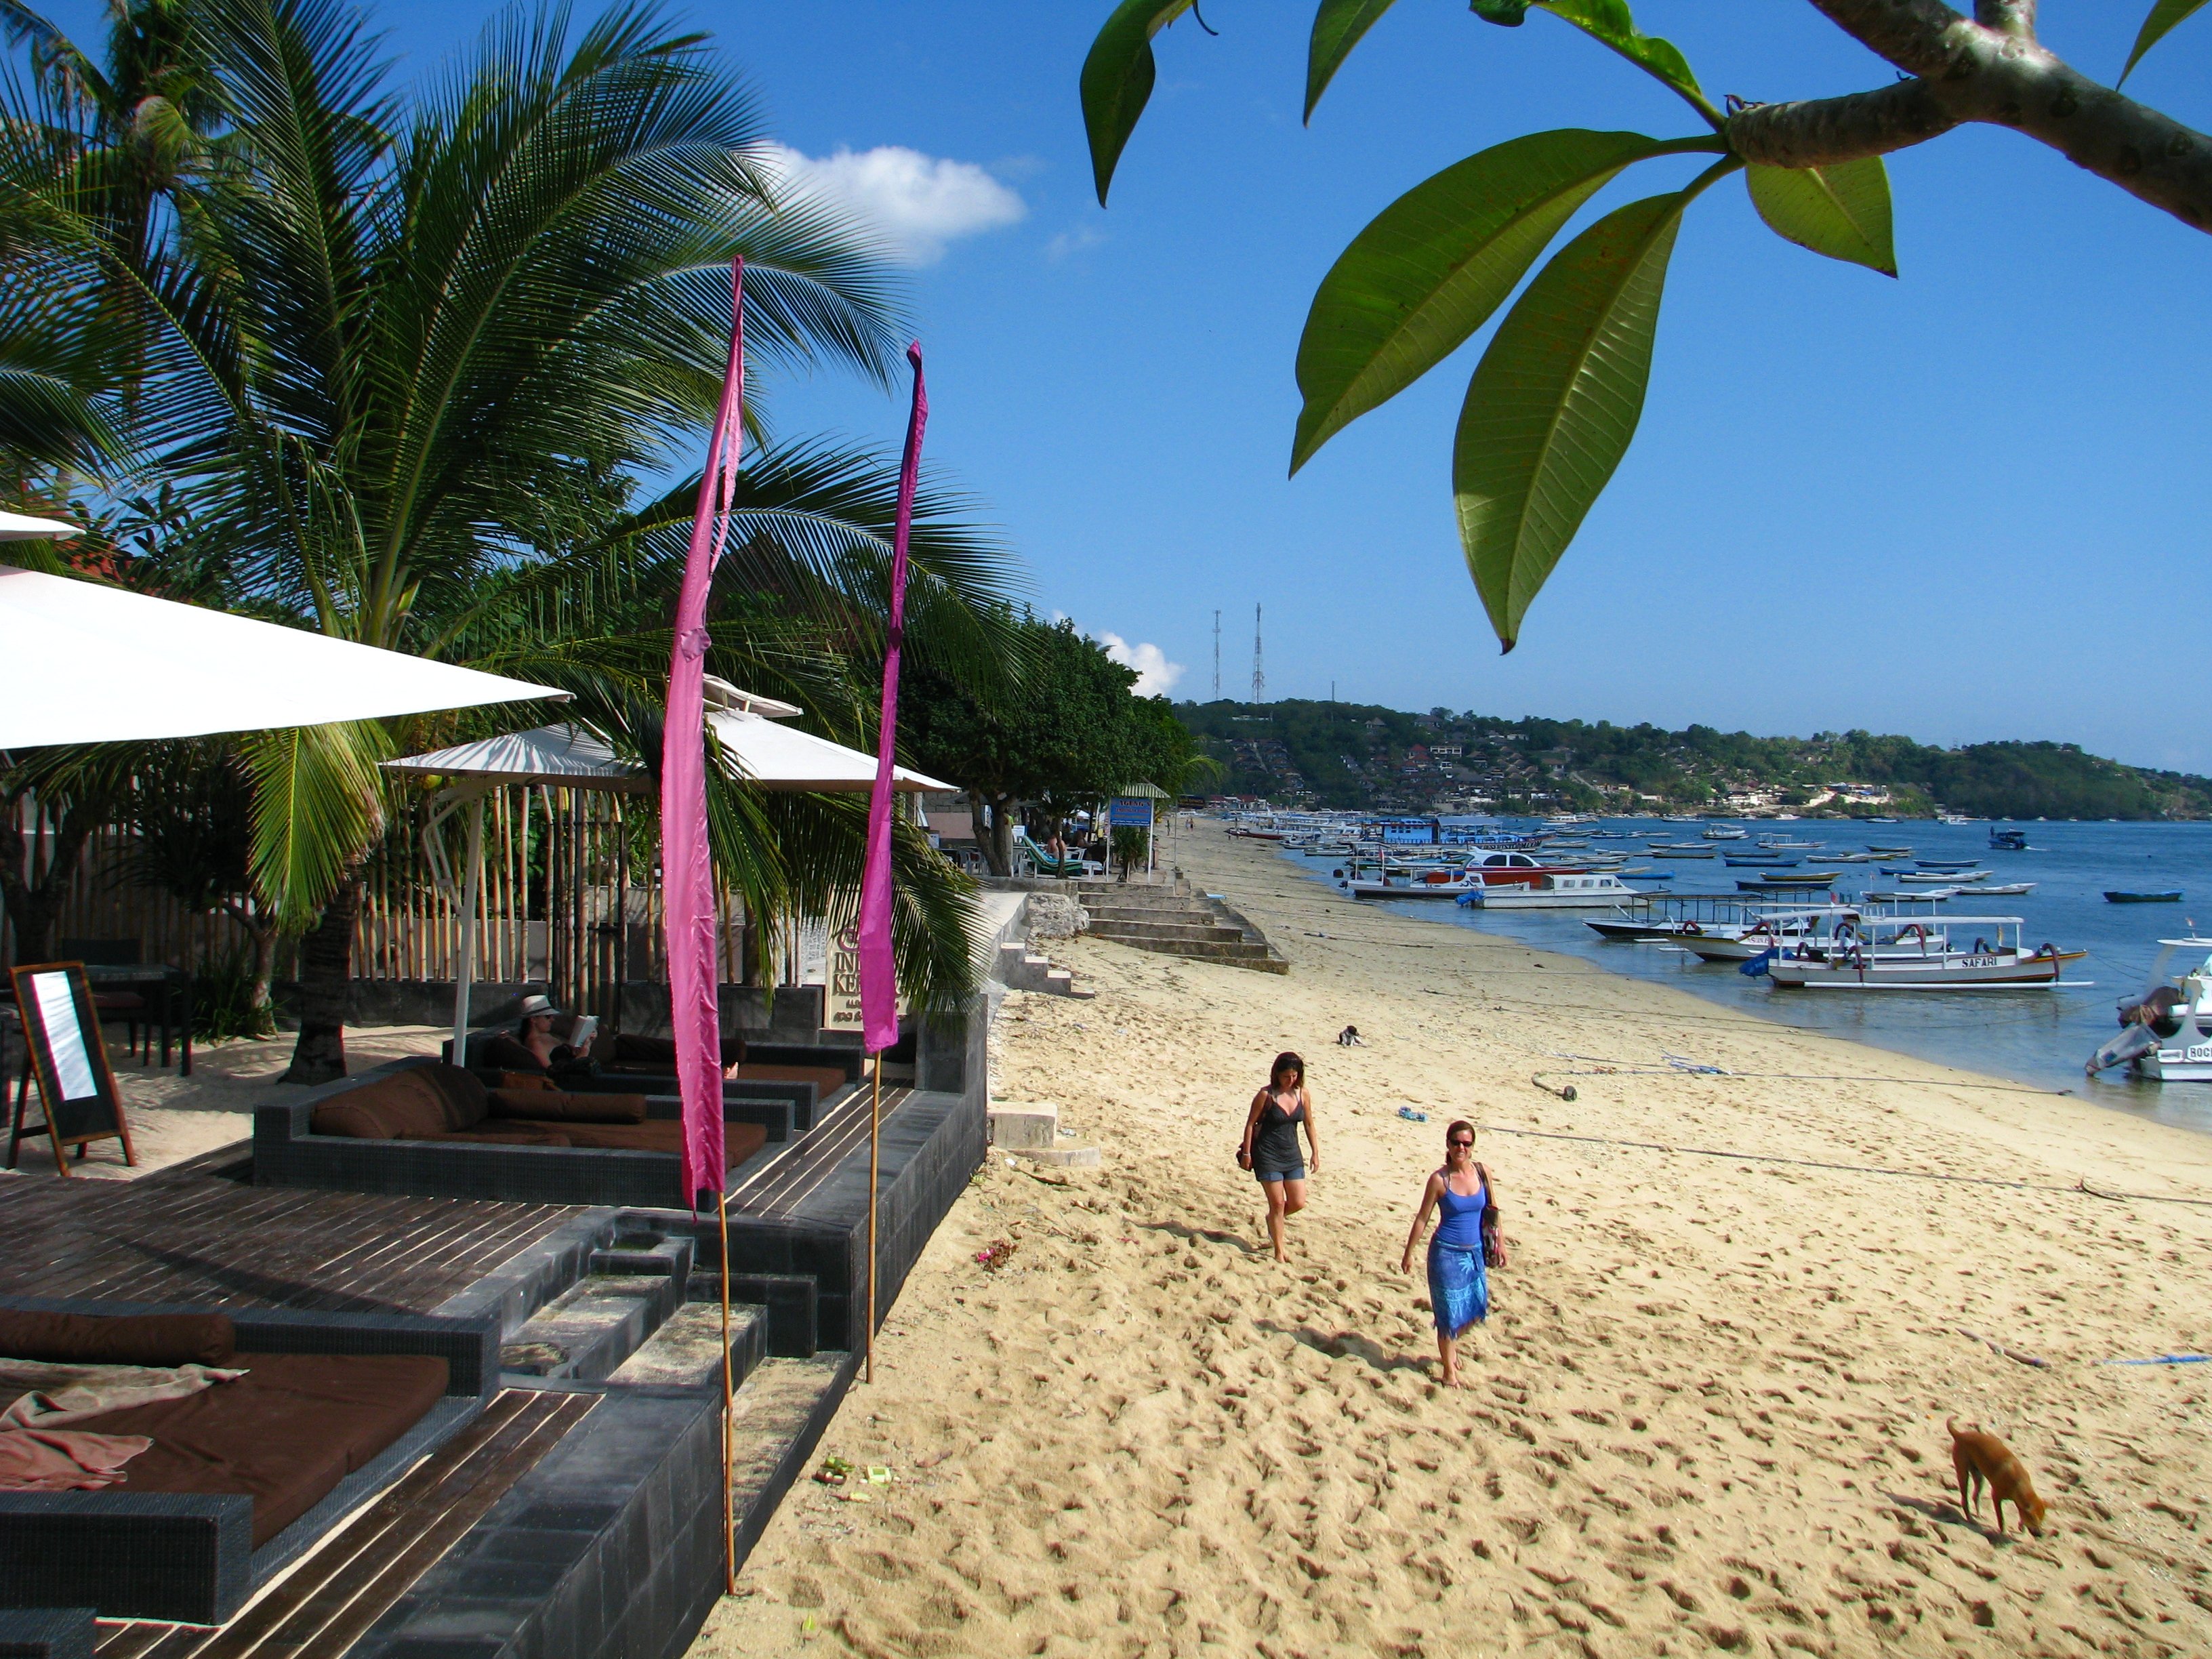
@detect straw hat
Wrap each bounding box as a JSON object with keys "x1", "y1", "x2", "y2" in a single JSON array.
[{"x1": 516, "y1": 994, "x2": 563, "y2": 1020}]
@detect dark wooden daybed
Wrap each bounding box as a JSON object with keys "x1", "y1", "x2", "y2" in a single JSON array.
[
  {"x1": 254, "y1": 1059, "x2": 770, "y2": 1207},
  {"x1": 0, "y1": 1299, "x2": 495, "y2": 1624}
]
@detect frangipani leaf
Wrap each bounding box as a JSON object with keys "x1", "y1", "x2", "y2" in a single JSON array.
[
  {"x1": 1745, "y1": 157, "x2": 1896, "y2": 275},
  {"x1": 2122, "y1": 0, "x2": 2210, "y2": 81},
  {"x1": 1293, "y1": 128, "x2": 1699, "y2": 472},
  {"x1": 1081, "y1": 0, "x2": 1195, "y2": 204},
  {"x1": 1453, "y1": 190, "x2": 1687, "y2": 651},
  {"x1": 1533, "y1": 0, "x2": 1716, "y2": 125},
  {"x1": 1307, "y1": 0, "x2": 1400, "y2": 120}
]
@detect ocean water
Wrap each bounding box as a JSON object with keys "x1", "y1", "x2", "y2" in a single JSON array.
[{"x1": 1280, "y1": 819, "x2": 2212, "y2": 1138}]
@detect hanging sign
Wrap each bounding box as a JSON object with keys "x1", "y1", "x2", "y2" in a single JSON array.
[
  {"x1": 826, "y1": 922, "x2": 865, "y2": 1031},
  {"x1": 1107, "y1": 796, "x2": 1155, "y2": 829},
  {"x1": 7, "y1": 963, "x2": 136, "y2": 1174}
]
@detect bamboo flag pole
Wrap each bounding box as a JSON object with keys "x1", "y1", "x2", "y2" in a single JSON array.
[
  {"x1": 719, "y1": 1189, "x2": 735, "y2": 1593},
  {"x1": 866, "y1": 1053, "x2": 881, "y2": 1385}
]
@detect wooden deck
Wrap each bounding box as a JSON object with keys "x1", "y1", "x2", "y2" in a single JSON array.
[
  {"x1": 0, "y1": 1147, "x2": 583, "y2": 1312},
  {"x1": 93, "y1": 1389, "x2": 597, "y2": 1658},
  {"x1": 725, "y1": 1084, "x2": 910, "y2": 1218}
]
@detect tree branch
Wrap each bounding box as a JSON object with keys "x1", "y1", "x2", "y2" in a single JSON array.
[{"x1": 1727, "y1": 1, "x2": 2212, "y2": 232}]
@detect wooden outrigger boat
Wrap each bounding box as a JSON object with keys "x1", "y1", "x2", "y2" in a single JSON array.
[{"x1": 1765, "y1": 916, "x2": 2083, "y2": 989}]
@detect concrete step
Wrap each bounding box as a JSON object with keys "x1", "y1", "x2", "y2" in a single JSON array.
[
  {"x1": 1086, "y1": 919, "x2": 1250, "y2": 945},
  {"x1": 1090, "y1": 933, "x2": 1288, "y2": 970},
  {"x1": 609, "y1": 1298, "x2": 770, "y2": 1391},
  {"x1": 996, "y1": 940, "x2": 1095, "y2": 999},
  {"x1": 501, "y1": 1269, "x2": 684, "y2": 1380},
  {"x1": 1004, "y1": 1145, "x2": 1101, "y2": 1168}
]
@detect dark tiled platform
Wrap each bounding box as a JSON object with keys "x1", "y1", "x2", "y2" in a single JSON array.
[{"x1": 0, "y1": 1150, "x2": 583, "y2": 1313}]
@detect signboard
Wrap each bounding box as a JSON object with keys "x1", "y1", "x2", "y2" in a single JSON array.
[
  {"x1": 1107, "y1": 796, "x2": 1155, "y2": 829},
  {"x1": 7, "y1": 963, "x2": 136, "y2": 1174},
  {"x1": 825, "y1": 923, "x2": 864, "y2": 1031},
  {"x1": 1375, "y1": 817, "x2": 1439, "y2": 845}
]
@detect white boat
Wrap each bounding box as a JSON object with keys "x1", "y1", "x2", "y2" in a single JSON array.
[
  {"x1": 1765, "y1": 916, "x2": 2082, "y2": 989},
  {"x1": 1896, "y1": 869, "x2": 1989, "y2": 885},
  {"x1": 1345, "y1": 872, "x2": 1484, "y2": 899},
  {"x1": 1967, "y1": 882, "x2": 2036, "y2": 897},
  {"x1": 1702, "y1": 825, "x2": 1748, "y2": 840},
  {"x1": 1649, "y1": 847, "x2": 1716, "y2": 859},
  {"x1": 2089, "y1": 937, "x2": 2212, "y2": 1081},
  {"x1": 1458, "y1": 872, "x2": 1652, "y2": 909},
  {"x1": 1673, "y1": 906, "x2": 1863, "y2": 962}
]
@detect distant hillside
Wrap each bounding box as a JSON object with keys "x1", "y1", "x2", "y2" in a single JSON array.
[{"x1": 1174, "y1": 701, "x2": 2212, "y2": 821}]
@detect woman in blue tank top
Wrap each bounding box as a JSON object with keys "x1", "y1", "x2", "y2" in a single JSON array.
[{"x1": 1399, "y1": 1120, "x2": 1498, "y2": 1387}]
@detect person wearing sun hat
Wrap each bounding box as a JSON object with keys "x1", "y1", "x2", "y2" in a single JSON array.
[{"x1": 479, "y1": 992, "x2": 596, "y2": 1076}]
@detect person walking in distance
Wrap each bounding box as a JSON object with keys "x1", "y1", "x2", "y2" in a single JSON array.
[
  {"x1": 1239, "y1": 1052, "x2": 1319, "y2": 1263},
  {"x1": 1399, "y1": 1121, "x2": 1499, "y2": 1386}
]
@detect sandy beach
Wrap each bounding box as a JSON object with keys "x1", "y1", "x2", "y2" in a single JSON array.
[{"x1": 698, "y1": 820, "x2": 2212, "y2": 1658}]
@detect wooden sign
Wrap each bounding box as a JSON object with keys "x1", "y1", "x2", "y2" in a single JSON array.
[{"x1": 7, "y1": 962, "x2": 136, "y2": 1175}]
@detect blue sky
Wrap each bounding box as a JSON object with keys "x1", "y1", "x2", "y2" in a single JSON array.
[{"x1": 41, "y1": 1, "x2": 2212, "y2": 769}]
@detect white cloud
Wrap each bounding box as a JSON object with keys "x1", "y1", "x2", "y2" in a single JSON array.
[
  {"x1": 1098, "y1": 632, "x2": 1185, "y2": 698},
  {"x1": 1045, "y1": 224, "x2": 1107, "y2": 262},
  {"x1": 764, "y1": 143, "x2": 1025, "y2": 266}
]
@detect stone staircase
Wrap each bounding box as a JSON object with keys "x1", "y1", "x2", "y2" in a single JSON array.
[{"x1": 1080, "y1": 879, "x2": 1287, "y2": 972}]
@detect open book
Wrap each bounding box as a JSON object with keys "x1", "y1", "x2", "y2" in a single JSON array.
[{"x1": 560, "y1": 1013, "x2": 598, "y2": 1049}]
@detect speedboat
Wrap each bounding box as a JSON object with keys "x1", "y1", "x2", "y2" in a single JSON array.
[
  {"x1": 1766, "y1": 916, "x2": 2081, "y2": 989},
  {"x1": 1345, "y1": 870, "x2": 1484, "y2": 899},
  {"x1": 2089, "y1": 938, "x2": 2212, "y2": 1080},
  {"x1": 1458, "y1": 872, "x2": 1651, "y2": 909},
  {"x1": 1989, "y1": 829, "x2": 2030, "y2": 851}
]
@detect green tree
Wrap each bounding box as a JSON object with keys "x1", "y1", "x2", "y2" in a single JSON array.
[
  {"x1": 906, "y1": 615, "x2": 1183, "y2": 874},
  {"x1": 1082, "y1": 0, "x2": 2212, "y2": 651},
  {"x1": 5, "y1": 0, "x2": 1020, "y2": 1079}
]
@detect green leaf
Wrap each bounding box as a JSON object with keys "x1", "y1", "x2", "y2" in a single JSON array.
[
  {"x1": 1293, "y1": 128, "x2": 1702, "y2": 473},
  {"x1": 1081, "y1": 0, "x2": 1196, "y2": 205},
  {"x1": 1307, "y1": 0, "x2": 1400, "y2": 121},
  {"x1": 1532, "y1": 0, "x2": 1717, "y2": 125},
  {"x1": 2122, "y1": 0, "x2": 2211, "y2": 81},
  {"x1": 1744, "y1": 157, "x2": 1896, "y2": 276},
  {"x1": 1469, "y1": 1, "x2": 1531, "y2": 20},
  {"x1": 1453, "y1": 190, "x2": 1687, "y2": 651},
  {"x1": 242, "y1": 720, "x2": 391, "y2": 929}
]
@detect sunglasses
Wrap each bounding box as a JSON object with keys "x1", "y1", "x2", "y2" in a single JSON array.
[{"x1": 1448, "y1": 1137, "x2": 1474, "y2": 1148}]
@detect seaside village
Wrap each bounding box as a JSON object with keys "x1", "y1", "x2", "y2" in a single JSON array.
[{"x1": 5, "y1": 3, "x2": 2212, "y2": 1657}]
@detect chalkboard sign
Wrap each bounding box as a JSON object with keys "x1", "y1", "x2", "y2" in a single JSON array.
[{"x1": 7, "y1": 962, "x2": 136, "y2": 1174}]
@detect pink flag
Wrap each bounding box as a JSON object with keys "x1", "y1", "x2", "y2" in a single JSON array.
[
  {"x1": 662, "y1": 259, "x2": 746, "y2": 1203},
  {"x1": 856, "y1": 344, "x2": 928, "y2": 1054}
]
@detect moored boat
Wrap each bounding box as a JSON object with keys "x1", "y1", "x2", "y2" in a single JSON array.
[
  {"x1": 2106, "y1": 890, "x2": 2184, "y2": 903},
  {"x1": 1458, "y1": 872, "x2": 1652, "y2": 909},
  {"x1": 1765, "y1": 916, "x2": 2081, "y2": 989}
]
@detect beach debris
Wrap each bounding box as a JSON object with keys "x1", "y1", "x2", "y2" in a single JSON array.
[
  {"x1": 1957, "y1": 1328, "x2": 2050, "y2": 1369},
  {"x1": 2101, "y1": 1352, "x2": 2211, "y2": 1366},
  {"x1": 1664, "y1": 1053, "x2": 1727, "y2": 1075},
  {"x1": 1397, "y1": 1107, "x2": 1429, "y2": 1122},
  {"x1": 975, "y1": 1238, "x2": 1019, "y2": 1273},
  {"x1": 813, "y1": 1454, "x2": 854, "y2": 1487},
  {"x1": 1336, "y1": 1025, "x2": 1364, "y2": 1046},
  {"x1": 1530, "y1": 1074, "x2": 1578, "y2": 1101},
  {"x1": 867, "y1": 1465, "x2": 893, "y2": 1484}
]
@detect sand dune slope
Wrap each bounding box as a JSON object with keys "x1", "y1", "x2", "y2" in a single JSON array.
[{"x1": 699, "y1": 826, "x2": 2212, "y2": 1658}]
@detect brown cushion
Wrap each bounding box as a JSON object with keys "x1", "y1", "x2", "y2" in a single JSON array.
[
  {"x1": 79, "y1": 1351, "x2": 449, "y2": 1545},
  {"x1": 487, "y1": 1090, "x2": 647, "y2": 1124},
  {"x1": 606, "y1": 1031, "x2": 746, "y2": 1069},
  {"x1": 311, "y1": 1097, "x2": 398, "y2": 1139},
  {"x1": 494, "y1": 1072, "x2": 558, "y2": 1092},
  {"x1": 417, "y1": 1063, "x2": 489, "y2": 1128},
  {"x1": 552, "y1": 1120, "x2": 766, "y2": 1165},
  {"x1": 0, "y1": 1309, "x2": 236, "y2": 1368},
  {"x1": 731, "y1": 1063, "x2": 850, "y2": 1097},
  {"x1": 439, "y1": 1128, "x2": 573, "y2": 1147}
]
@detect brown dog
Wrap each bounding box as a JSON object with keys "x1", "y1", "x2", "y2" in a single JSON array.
[{"x1": 1948, "y1": 1418, "x2": 2048, "y2": 1536}]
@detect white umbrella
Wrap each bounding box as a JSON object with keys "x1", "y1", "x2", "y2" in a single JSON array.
[
  {"x1": 0, "y1": 563, "x2": 566, "y2": 748},
  {"x1": 384, "y1": 694, "x2": 953, "y2": 1060},
  {"x1": 0, "y1": 510, "x2": 81, "y2": 541},
  {"x1": 708, "y1": 710, "x2": 951, "y2": 793}
]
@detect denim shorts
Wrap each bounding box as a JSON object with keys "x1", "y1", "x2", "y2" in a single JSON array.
[{"x1": 1256, "y1": 1165, "x2": 1306, "y2": 1185}]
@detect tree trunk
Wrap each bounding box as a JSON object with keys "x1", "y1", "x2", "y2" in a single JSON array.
[
  {"x1": 283, "y1": 881, "x2": 359, "y2": 1083},
  {"x1": 970, "y1": 791, "x2": 1013, "y2": 877},
  {"x1": 0, "y1": 796, "x2": 94, "y2": 966}
]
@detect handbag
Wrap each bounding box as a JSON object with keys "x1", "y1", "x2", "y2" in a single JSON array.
[{"x1": 1478, "y1": 1163, "x2": 1506, "y2": 1269}]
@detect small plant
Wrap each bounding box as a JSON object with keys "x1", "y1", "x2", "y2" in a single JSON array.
[
  {"x1": 192, "y1": 943, "x2": 277, "y2": 1042},
  {"x1": 1109, "y1": 825, "x2": 1149, "y2": 882}
]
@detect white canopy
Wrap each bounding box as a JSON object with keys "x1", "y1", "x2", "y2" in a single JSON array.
[
  {"x1": 708, "y1": 709, "x2": 951, "y2": 794},
  {"x1": 0, "y1": 563, "x2": 567, "y2": 748},
  {"x1": 0, "y1": 510, "x2": 81, "y2": 541},
  {"x1": 381, "y1": 712, "x2": 953, "y2": 795},
  {"x1": 382, "y1": 724, "x2": 647, "y2": 792}
]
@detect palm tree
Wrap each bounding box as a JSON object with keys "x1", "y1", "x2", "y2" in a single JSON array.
[{"x1": 7, "y1": 0, "x2": 1021, "y2": 1080}]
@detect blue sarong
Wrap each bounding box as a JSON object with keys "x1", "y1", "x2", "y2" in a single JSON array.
[{"x1": 1427, "y1": 1239, "x2": 1488, "y2": 1338}]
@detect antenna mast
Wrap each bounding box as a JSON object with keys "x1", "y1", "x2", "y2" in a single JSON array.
[
  {"x1": 1212, "y1": 610, "x2": 1221, "y2": 700},
  {"x1": 1251, "y1": 604, "x2": 1265, "y2": 703}
]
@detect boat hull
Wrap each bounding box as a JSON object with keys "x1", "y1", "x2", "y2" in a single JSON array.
[{"x1": 1769, "y1": 952, "x2": 2073, "y2": 988}]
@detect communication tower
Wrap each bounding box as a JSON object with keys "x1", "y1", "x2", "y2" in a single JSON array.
[{"x1": 1251, "y1": 604, "x2": 1265, "y2": 703}]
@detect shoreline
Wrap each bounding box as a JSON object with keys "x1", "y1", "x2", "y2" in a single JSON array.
[{"x1": 694, "y1": 820, "x2": 2212, "y2": 1657}]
